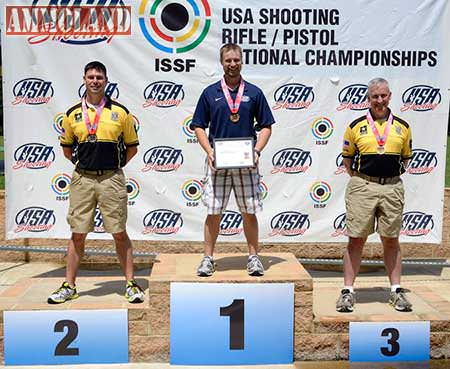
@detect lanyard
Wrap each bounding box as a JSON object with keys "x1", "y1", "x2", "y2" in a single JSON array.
[
  {"x1": 366, "y1": 110, "x2": 393, "y2": 147},
  {"x1": 220, "y1": 77, "x2": 245, "y2": 114},
  {"x1": 82, "y1": 97, "x2": 106, "y2": 135}
]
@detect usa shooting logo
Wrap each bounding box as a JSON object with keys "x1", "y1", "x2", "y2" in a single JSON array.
[
  {"x1": 6, "y1": 1, "x2": 131, "y2": 45},
  {"x1": 138, "y1": 0, "x2": 211, "y2": 53},
  {"x1": 181, "y1": 179, "x2": 203, "y2": 207},
  {"x1": 126, "y1": 178, "x2": 140, "y2": 206},
  {"x1": 15, "y1": 206, "x2": 55, "y2": 233},
  {"x1": 12, "y1": 78, "x2": 54, "y2": 105},
  {"x1": 334, "y1": 153, "x2": 347, "y2": 175},
  {"x1": 272, "y1": 83, "x2": 314, "y2": 110},
  {"x1": 309, "y1": 181, "x2": 332, "y2": 208},
  {"x1": 181, "y1": 115, "x2": 198, "y2": 144},
  {"x1": 406, "y1": 149, "x2": 437, "y2": 175},
  {"x1": 13, "y1": 143, "x2": 55, "y2": 170},
  {"x1": 220, "y1": 211, "x2": 243, "y2": 236},
  {"x1": 142, "y1": 146, "x2": 184, "y2": 172},
  {"x1": 312, "y1": 117, "x2": 334, "y2": 145},
  {"x1": 269, "y1": 211, "x2": 310, "y2": 237},
  {"x1": 401, "y1": 85, "x2": 441, "y2": 112},
  {"x1": 94, "y1": 208, "x2": 105, "y2": 233},
  {"x1": 143, "y1": 81, "x2": 185, "y2": 108},
  {"x1": 51, "y1": 173, "x2": 71, "y2": 201},
  {"x1": 336, "y1": 84, "x2": 369, "y2": 111},
  {"x1": 271, "y1": 148, "x2": 312, "y2": 174},
  {"x1": 331, "y1": 213, "x2": 347, "y2": 237},
  {"x1": 142, "y1": 209, "x2": 183, "y2": 235},
  {"x1": 401, "y1": 211, "x2": 434, "y2": 237},
  {"x1": 79, "y1": 82, "x2": 120, "y2": 99}
]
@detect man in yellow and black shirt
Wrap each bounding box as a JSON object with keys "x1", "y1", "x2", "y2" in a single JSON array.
[
  {"x1": 48, "y1": 61, "x2": 144, "y2": 304},
  {"x1": 336, "y1": 78, "x2": 413, "y2": 313}
]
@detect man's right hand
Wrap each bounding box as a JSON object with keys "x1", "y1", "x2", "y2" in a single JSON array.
[{"x1": 208, "y1": 150, "x2": 215, "y2": 171}]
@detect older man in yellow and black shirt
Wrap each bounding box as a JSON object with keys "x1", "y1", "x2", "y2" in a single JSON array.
[
  {"x1": 336, "y1": 77, "x2": 413, "y2": 313},
  {"x1": 48, "y1": 61, "x2": 144, "y2": 305}
]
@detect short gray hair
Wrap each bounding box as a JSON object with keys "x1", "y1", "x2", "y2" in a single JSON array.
[{"x1": 368, "y1": 77, "x2": 390, "y2": 92}]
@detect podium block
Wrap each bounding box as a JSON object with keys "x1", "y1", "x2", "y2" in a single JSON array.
[{"x1": 147, "y1": 252, "x2": 313, "y2": 363}]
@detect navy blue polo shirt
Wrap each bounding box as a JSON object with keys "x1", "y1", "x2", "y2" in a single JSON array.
[{"x1": 192, "y1": 80, "x2": 275, "y2": 143}]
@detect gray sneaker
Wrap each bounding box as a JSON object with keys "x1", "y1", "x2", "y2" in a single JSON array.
[
  {"x1": 389, "y1": 288, "x2": 412, "y2": 311},
  {"x1": 336, "y1": 289, "x2": 355, "y2": 312},
  {"x1": 197, "y1": 256, "x2": 215, "y2": 276},
  {"x1": 247, "y1": 255, "x2": 264, "y2": 276},
  {"x1": 125, "y1": 280, "x2": 145, "y2": 303},
  {"x1": 47, "y1": 282, "x2": 79, "y2": 304}
]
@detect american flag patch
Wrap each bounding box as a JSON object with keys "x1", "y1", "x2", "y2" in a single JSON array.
[{"x1": 343, "y1": 140, "x2": 350, "y2": 148}]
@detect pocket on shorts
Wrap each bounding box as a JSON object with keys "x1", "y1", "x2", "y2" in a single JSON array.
[
  {"x1": 347, "y1": 176, "x2": 367, "y2": 195},
  {"x1": 71, "y1": 171, "x2": 82, "y2": 186}
]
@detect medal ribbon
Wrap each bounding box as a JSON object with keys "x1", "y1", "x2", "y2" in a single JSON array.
[
  {"x1": 220, "y1": 77, "x2": 245, "y2": 114},
  {"x1": 82, "y1": 97, "x2": 106, "y2": 135},
  {"x1": 366, "y1": 110, "x2": 393, "y2": 148}
]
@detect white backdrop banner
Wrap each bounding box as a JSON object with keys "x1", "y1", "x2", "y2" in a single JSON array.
[{"x1": 1, "y1": 0, "x2": 449, "y2": 243}]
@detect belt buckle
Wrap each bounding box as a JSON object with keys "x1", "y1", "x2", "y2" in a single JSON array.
[{"x1": 379, "y1": 177, "x2": 386, "y2": 185}]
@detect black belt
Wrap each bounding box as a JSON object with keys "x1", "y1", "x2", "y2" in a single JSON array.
[
  {"x1": 354, "y1": 172, "x2": 400, "y2": 185},
  {"x1": 75, "y1": 168, "x2": 117, "y2": 176}
]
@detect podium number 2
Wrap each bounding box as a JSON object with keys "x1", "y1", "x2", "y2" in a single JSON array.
[
  {"x1": 380, "y1": 328, "x2": 400, "y2": 357},
  {"x1": 54, "y1": 320, "x2": 79, "y2": 356},
  {"x1": 220, "y1": 299, "x2": 244, "y2": 350}
]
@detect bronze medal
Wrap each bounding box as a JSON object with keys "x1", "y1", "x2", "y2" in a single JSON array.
[
  {"x1": 87, "y1": 134, "x2": 97, "y2": 143},
  {"x1": 376, "y1": 145, "x2": 385, "y2": 154},
  {"x1": 230, "y1": 113, "x2": 240, "y2": 123}
]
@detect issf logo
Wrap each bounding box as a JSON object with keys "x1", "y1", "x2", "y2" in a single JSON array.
[
  {"x1": 311, "y1": 117, "x2": 334, "y2": 145},
  {"x1": 181, "y1": 115, "x2": 198, "y2": 143},
  {"x1": 143, "y1": 81, "x2": 185, "y2": 108},
  {"x1": 401, "y1": 211, "x2": 434, "y2": 237},
  {"x1": 94, "y1": 208, "x2": 105, "y2": 233},
  {"x1": 6, "y1": 1, "x2": 131, "y2": 45},
  {"x1": 331, "y1": 213, "x2": 347, "y2": 237},
  {"x1": 12, "y1": 78, "x2": 54, "y2": 105},
  {"x1": 401, "y1": 85, "x2": 441, "y2": 112},
  {"x1": 406, "y1": 149, "x2": 437, "y2": 175},
  {"x1": 13, "y1": 143, "x2": 55, "y2": 170},
  {"x1": 53, "y1": 113, "x2": 65, "y2": 136},
  {"x1": 126, "y1": 178, "x2": 140, "y2": 206},
  {"x1": 181, "y1": 179, "x2": 203, "y2": 207},
  {"x1": 336, "y1": 84, "x2": 369, "y2": 111},
  {"x1": 334, "y1": 153, "x2": 347, "y2": 175},
  {"x1": 271, "y1": 148, "x2": 312, "y2": 174},
  {"x1": 259, "y1": 181, "x2": 268, "y2": 201},
  {"x1": 309, "y1": 181, "x2": 332, "y2": 208},
  {"x1": 142, "y1": 209, "x2": 183, "y2": 235},
  {"x1": 133, "y1": 115, "x2": 141, "y2": 133},
  {"x1": 51, "y1": 173, "x2": 71, "y2": 201},
  {"x1": 219, "y1": 211, "x2": 243, "y2": 236},
  {"x1": 142, "y1": 146, "x2": 184, "y2": 172},
  {"x1": 14, "y1": 206, "x2": 55, "y2": 233},
  {"x1": 138, "y1": 0, "x2": 211, "y2": 53},
  {"x1": 272, "y1": 83, "x2": 314, "y2": 110},
  {"x1": 269, "y1": 211, "x2": 310, "y2": 237},
  {"x1": 79, "y1": 82, "x2": 119, "y2": 99}
]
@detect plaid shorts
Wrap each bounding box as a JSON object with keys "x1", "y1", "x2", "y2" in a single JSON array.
[{"x1": 202, "y1": 165, "x2": 263, "y2": 215}]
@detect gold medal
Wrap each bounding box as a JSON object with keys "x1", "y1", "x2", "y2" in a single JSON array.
[
  {"x1": 87, "y1": 134, "x2": 97, "y2": 143},
  {"x1": 376, "y1": 145, "x2": 385, "y2": 154},
  {"x1": 230, "y1": 113, "x2": 240, "y2": 123}
]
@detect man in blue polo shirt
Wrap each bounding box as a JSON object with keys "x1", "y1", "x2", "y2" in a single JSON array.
[{"x1": 192, "y1": 43, "x2": 275, "y2": 277}]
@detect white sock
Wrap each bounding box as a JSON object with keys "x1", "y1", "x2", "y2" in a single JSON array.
[
  {"x1": 391, "y1": 284, "x2": 401, "y2": 292},
  {"x1": 343, "y1": 286, "x2": 354, "y2": 293}
]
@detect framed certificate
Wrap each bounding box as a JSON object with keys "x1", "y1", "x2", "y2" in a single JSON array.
[{"x1": 213, "y1": 137, "x2": 255, "y2": 169}]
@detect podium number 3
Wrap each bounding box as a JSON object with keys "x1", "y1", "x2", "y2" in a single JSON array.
[
  {"x1": 54, "y1": 320, "x2": 79, "y2": 356},
  {"x1": 380, "y1": 327, "x2": 400, "y2": 356},
  {"x1": 220, "y1": 299, "x2": 245, "y2": 350}
]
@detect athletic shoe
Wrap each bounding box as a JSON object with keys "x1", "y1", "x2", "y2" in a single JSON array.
[
  {"x1": 247, "y1": 255, "x2": 264, "y2": 276},
  {"x1": 197, "y1": 256, "x2": 215, "y2": 276},
  {"x1": 125, "y1": 280, "x2": 144, "y2": 303},
  {"x1": 336, "y1": 289, "x2": 355, "y2": 312},
  {"x1": 47, "y1": 282, "x2": 79, "y2": 304},
  {"x1": 389, "y1": 288, "x2": 412, "y2": 311}
]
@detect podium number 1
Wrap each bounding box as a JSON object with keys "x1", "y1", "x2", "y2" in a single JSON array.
[{"x1": 220, "y1": 299, "x2": 244, "y2": 350}]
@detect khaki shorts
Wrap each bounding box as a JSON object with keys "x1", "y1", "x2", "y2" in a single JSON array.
[
  {"x1": 345, "y1": 175, "x2": 404, "y2": 238},
  {"x1": 67, "y1": 169, "x2": 128, "y2": 234}
]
